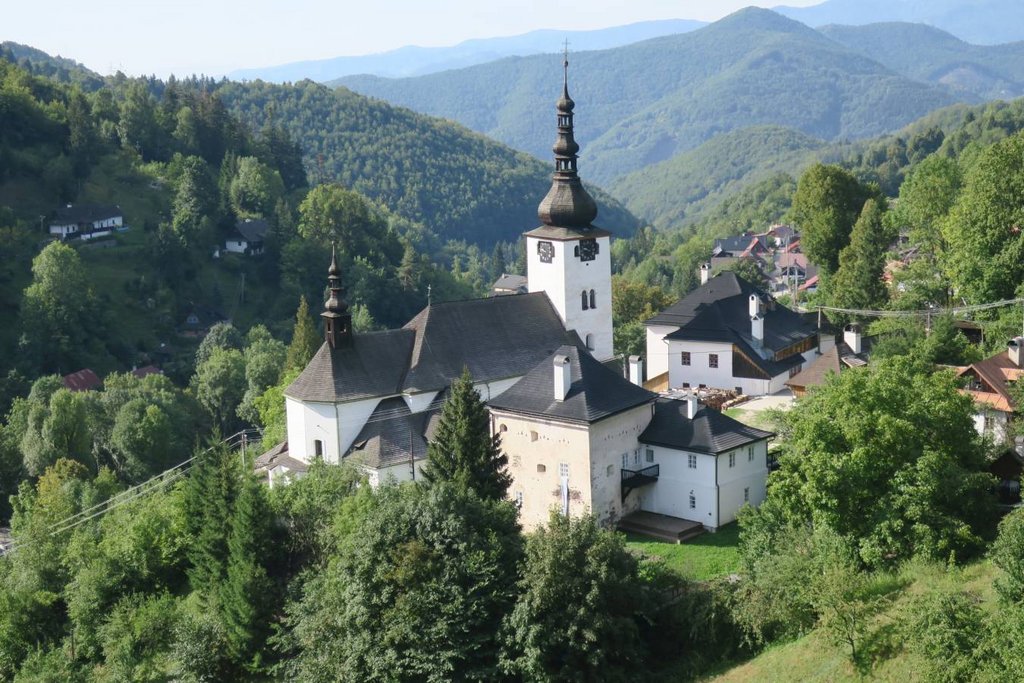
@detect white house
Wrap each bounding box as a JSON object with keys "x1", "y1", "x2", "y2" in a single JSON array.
[
  {"x1": 225, "y1": 218, "x2": 269, "y2": 255},
  {"x1": 49, "y1": 203, "x2": 123, "y2": 240},
  {"x1": 489, "y1": 346, "x2": 773, "y2": 531},
  {"x1": 957, "y1": 337, "x2": 1024, "y2": 444},
  {"x1": 645, "y1": 267, "x2": 821, "y2": 396}
]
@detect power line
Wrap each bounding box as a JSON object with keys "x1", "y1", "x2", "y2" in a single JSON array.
[{"x1": 806, "y1": 298, "x2": 1024, "y2": 319}]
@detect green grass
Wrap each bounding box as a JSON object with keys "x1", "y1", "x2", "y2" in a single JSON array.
[
  {"x1": 704, "y1": 560, "x2": 1000, "y2": 682},
  {"x1": 624, "y1": 522, "x2": 741, "y2": 581}
]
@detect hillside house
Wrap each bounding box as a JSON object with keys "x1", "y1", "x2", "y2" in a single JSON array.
[
  {"x1": 491, "y1": 273, "x2": 528, "y2": 296},
  {"x1": 645, "y1": 269, "x2": 821, "y2": 396},
  {"x1": 49, "y1": 204, "x2": 123, "y2": 241},
  {"x1": 785, "y1": 324, "x2": 873, "y2": 397},
  {"x1": 225, "y1": 218, "x2": 269, "y2": 255},
  {"x1": 62, "y1": 368, "x2": 102, "y2": 392},
  {"x1": 956, "y1": 337, "x2": 1024, "y2": 444}
]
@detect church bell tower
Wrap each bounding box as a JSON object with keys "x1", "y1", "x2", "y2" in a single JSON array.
[
  {"x1": 322, "y1": 246, "x2": 353, "y2": 348},
  {"x1": 525, "y1": 52, "x2": 614, "y2": 360}
]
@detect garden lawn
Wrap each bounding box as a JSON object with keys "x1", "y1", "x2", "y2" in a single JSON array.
[{"x1": 624, "y1": 522, "x2": 741, "y2": 581}]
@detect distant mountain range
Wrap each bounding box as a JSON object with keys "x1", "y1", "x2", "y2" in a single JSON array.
[
  {"x1": 226, "y1": 19, "x2": 705, "y2": 83},
  {"x1": 774, "y1": 0, "x2": 1024, "y2": 45},
  {"x1": 819, "y1": 22, "x2": 1024, "y2": 101},
  {"x1": 333, "y1": 8, "x2": 959, "y2": 186}
]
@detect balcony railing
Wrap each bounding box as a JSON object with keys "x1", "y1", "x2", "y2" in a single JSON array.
[{"x1": 621, "y1": 464, "x2": 659, "y2": 502}]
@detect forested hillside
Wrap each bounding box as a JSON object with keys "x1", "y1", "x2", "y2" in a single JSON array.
[
  {"x1": 213, "y1": 79, "x2": 639, "y2": 246},
  {"x1": 335, "y1": 8, "x2": 958, "y2": 185},
  {"x1": 820, "y1": 22, "x2": 1024, "y2": 100}
]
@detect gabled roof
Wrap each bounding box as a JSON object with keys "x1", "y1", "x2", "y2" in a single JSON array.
[
  {"x1": 401, "y1": 292, "x2": 579, "y2": 393},
  {"x1": 254, "y1": 441, "x2": 309, "y2": 474},
  {"x1": 785, "y1": 339, "x2": 873, "y2": 391},
  {"x1": 639, "y1": 398, "x2": 774, "y2": 455},
  {"x1": 63, "y1": 368, "x2": 101, "y2": 392},
  {"x1": 233, "y1": 218, "x2": 269, "y2": 243},
  {"x1": 957, "y1": 347, "x2": 1024, "y2": 413},
  {"x1": 492, "y1": 273, "x2": 528, "y2": 294},
  {"x1": 52, "y1": 203, "x2": 121, "y2": 224},
  {"x1": 712, "y1": 235, "x2": 768, "y2": 257},
  {"x1": 488, "y1": 345, "x2": 656, "y2": 425},
  {"x1": 345, "y1": 397, "x2": 438, "y2": 469},
  {"x1": 286, "y1": 330, "x2": 415, "y2": 403},
  {"x1": 649, "y1": 270, "x2": 816, "y2": 345}
]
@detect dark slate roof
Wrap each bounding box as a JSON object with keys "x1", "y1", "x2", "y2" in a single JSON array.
[
  {"x1": 234, "y1": 218, "x2": 269, "y2": 242},
  {"x1": 253, "y1": 441, "x2": 309, "y2": 473},
  {"x1": 488, "y1": 345, "x2": 655, "y2": 424},
  {"x1": 344, "y1": 398, "x2": 437, "y2": 469},
  {"x1": 286, "y1": 330, "x2": 415, "y2": 403},
  {"x1": 639, "y1": 398, "x2": 774, "y2": 454},
  {"x1": 712, "y1": 234, "x2": 768, "y2": 256},
  {"x1": 401, "y1": 292, "x2": 579, "y2": 393},
  {"x1": 647, "y1": 272, "x2": 817, "y2": 376},
  {"x1": 52, "y1": 203, "x2": 121, "y2": 224}
]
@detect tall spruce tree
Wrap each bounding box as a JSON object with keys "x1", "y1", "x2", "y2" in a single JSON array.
[
  {"x1": 829, "y1": 199, "x2": 891, "y2": 313},
  {"x1": 285, "y1": 296, "x2": 321, "y2": 372},
  {"x1": 221, "y1": 472, "x2": 272, "y2": 664},
  {"x1": 422, "y1": 368, "x2": 510, "y2": 501},
  {"x1": 185, "y1": 443, "x2": 237, "y2": 603}
]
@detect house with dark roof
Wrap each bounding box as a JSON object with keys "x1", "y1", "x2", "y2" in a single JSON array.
[
  {"x1": 645, "y1": 271, "x2": 821, "y2": 396},
  {"x1": 956, "y1": 337, "x2": 1024, "y2": 444},
  {"x1": 491, "y1": 347, "x2": 772, "y2": 530},
  {"x1": 224, "y1": 218, "x2": 269, "y2": 255},
  {"x1": 49, "y1": 203, "x2": 123, "y2": 241},
  {"x1": 491, "y1": 273, "x2": 528, "y2": 296}
]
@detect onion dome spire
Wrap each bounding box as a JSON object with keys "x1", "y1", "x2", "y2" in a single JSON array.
[
  {"x1": 537, "y1": 49, "x2": 598, "y2": 229},
  {"x1": 322, "y1": 244, "x2": 352, "y2": 348}
]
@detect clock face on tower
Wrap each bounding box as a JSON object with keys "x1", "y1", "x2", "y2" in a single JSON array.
[
  {"x1": 578, "y1": 238, "x2": 598, "y2": 262},
  {"x1": 537, "y1": 240, "x2": 554, "y2": 264}
]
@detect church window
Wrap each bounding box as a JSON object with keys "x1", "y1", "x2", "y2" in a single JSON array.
[
  {"x1": 581, "y1": 291, "x2": 589, "y2": 310},
  {"x1": 589, "y1": 289, "x2": 596, "y2": 309},
  {"x1": 537, "y1": 464, "x2": 546, "y2": 473},
  {"x1": 709, "y1": 353, "x2": 719, "y2": 369},
  {"x1": 314, "y1": 439, "x2": 324, "y2": 458},
  {"x1": 585, "y1": 334, "x2": 595, "y2": 351},
  {"x1": 681, "y1": 352, "x2": 691, "y2": 366}
]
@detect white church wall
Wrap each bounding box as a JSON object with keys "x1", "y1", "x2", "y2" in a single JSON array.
[
  {"x1": 336, "y1": 397, "x2": 385, "y2": 456},
  {"x1": 286, "y1": 397, "x2": 339, "y2": 464},
  {"x1": 589, "y1": 404, "x2": 655, "y2": 527}
]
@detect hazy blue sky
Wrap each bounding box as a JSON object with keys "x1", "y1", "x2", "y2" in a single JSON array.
[{"x1": 5, "y1": 0, "x2": 822, "y2": 77}]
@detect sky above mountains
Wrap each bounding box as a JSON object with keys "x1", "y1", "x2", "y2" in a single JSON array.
[{"x1": 5, "y1": 0, "x2": 820, "y2": 78}]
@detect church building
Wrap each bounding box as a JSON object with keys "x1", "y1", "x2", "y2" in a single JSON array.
[{"x1": 257, "y1": 59, "x2": 773, "y2": 532}]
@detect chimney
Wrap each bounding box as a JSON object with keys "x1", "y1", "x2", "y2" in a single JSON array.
[
  {"x1": 700, "y1": 262, "x2": 712, "y2": 285},
  {"x1": 553, "y1": 354, "x2": 572, "y2": 401},
  {"x1": 751, "y1": 315, "x2": 764, "y2": 346},
  {"x1": 684, "y1": 392, "x2": 699, "y2": 420},
  {"x1": 1009, "y1": 337, "x2": 1023, "y2": 368},
  {"x1": 748, "y1": 294, "x2": 761, "y2": 318},
  {"x1": 628, "y1": 355, "x2": 643, "y2": 386},
  {"x1": 844, "y1": 323, "x2": 862, "y2": 355}
]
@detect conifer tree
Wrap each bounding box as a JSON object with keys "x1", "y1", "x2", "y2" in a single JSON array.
[
  {"x1": 829, "y1": 199, "x2": 891, "y2": 313},
  {"x1": 285, "y1": 296, "x2": 321, "y2": 371},
  {"x1": 422, "y1": 368, "x2": 510, "y2": 501},
  {"x1": 185, "y1": 444, "x2": 237, "y2": 603},
  {"x1": 220, "y1": 472, "x2": 272, "y2": 664}
]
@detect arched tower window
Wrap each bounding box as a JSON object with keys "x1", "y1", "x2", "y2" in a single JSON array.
[
  {"x1": 581, "y1": 290, "x2": 589, "y2": 310},
  {"x1": 589, "y1": 289, "x2": 596, "y2": 309}
]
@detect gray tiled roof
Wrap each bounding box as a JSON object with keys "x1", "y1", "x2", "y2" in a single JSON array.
[
  {"x1": 344, "y1": 397, "x2": 438, "y2": 469},
  {"x1": 52, "y1": 203, "x2": 121, "y2": 224},
  {"x1": 234, "y1": 218, "x2": 269, "y2": 242},
  {"x1": 488, "y1": 345, "x2": 655, "y2": 424},
  {"x1": 285, "y1": 330, "x2": 415, "y2": 403},
  {"x1": 639, "y1": 398, "x2": 774, "y2": 454},
  {"x1": 648, "y1": 272, "x2": 817, "y2": 377},
  {"x1": 401, "y1": 293, "x2": 579, "y2": 393}
]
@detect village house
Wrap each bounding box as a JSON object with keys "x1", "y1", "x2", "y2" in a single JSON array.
[
  {"x1": 257, "y1": 63, "x2": 773, "y2": 534},
  {"x1": 224, "y1": 218, "x2": 269, "y2": 256},
  {"x1": 645, "y1": 265, "x2": 821, "y2": 396},
  {"x1": 49, "y1": 203, "x2": 123, "y2": 241},
  {"x1": 956, "y1": 337, "x2": 1024, "y2": 444},
  {"x1": 785, "y1": 323, "x2": 872, "y2": 397}
]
